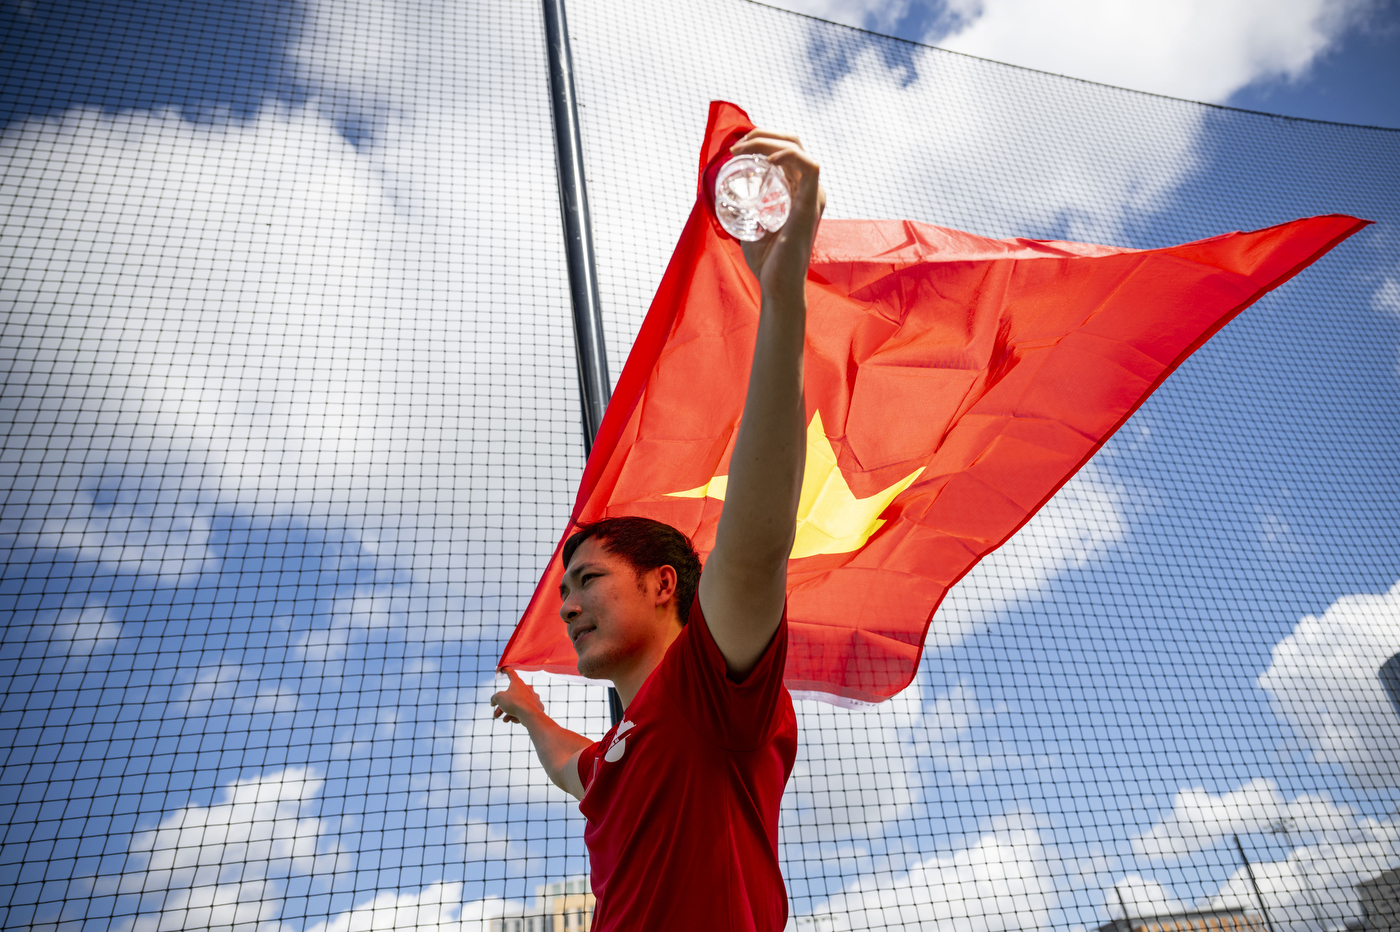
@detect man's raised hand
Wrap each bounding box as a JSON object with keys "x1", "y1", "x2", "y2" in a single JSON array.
[
  {"x1": 729, "y1": 129, "x2": 825, "y2": 299},
  {"x1": 698, "y1": 127, "x2": 821, "y2": 680}
]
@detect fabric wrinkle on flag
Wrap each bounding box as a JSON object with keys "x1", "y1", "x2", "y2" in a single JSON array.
[{"x1": 501, "y1": 100, "x2": 1369, "y2": 705}]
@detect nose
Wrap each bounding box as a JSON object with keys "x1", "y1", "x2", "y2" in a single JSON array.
[{"x1": 560, "y1": 592, "x2": 581, "y2": 623}]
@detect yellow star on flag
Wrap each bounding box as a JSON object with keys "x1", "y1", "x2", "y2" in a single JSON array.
[{"x1": 668, "y1": 411, "x2": 924, "y2": 558}]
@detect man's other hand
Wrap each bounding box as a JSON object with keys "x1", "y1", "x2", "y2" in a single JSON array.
[
  {"x1": 490, "y1": 668, "x2": 591, "y2": 800},
  {"x1": 491, "y1": 668, "x2": 546, "y2": 725}
]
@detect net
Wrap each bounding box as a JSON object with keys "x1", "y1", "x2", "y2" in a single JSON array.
[{"x1": 2, "y1": 1, "x2": 1397, "y2": 931}]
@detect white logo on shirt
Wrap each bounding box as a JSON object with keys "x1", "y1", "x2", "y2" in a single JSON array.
[{"x1": 604, "y1": 720, "x2": 634, "y2": 762}]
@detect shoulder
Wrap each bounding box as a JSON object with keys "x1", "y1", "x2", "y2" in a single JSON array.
[{"x1": 655, "y1": 593, "x2": 792, "y2": 752}]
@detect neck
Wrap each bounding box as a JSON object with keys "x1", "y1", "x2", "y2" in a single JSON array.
[{"x1": 612, "y1": 620, "x2": 683, "y2": 710}]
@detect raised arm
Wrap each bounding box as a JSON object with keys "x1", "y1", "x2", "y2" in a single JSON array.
[
  {"x1": 698, "y1": 130, "x2": 824, "y2": 679},
  {"x1": 490, "y1": 669, "x2": 592, "y2": 800}
]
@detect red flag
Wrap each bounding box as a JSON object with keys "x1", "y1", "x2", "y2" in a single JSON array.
[{"x1": 501, "y1": 101, "x2": 1367, "y2": 704}]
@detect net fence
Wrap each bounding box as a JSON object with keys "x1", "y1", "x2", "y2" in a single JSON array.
[{"x1": 2, "y1": 1, "x2": 1398, "y2": 931}]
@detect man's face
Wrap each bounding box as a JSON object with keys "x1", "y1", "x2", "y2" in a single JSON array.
[{"x1": 559, "y1": 537, "x2": 668, "y2": 680}]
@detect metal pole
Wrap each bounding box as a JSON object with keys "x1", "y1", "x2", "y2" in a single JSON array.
[
  {"x1": 1115, "y1": 884, "x2": 1135, "y2": 932},
  {"x1": 539, "y1": 0, "x2": 624, "y2": 726},
  {"x1": 1235, "y1": 834, "x2": 1278, "y2": 932},
  {"x1": 1272, "y1": 819, "x2": 1323, "y2": 932},
  {"x1": 541, "y1": 0, "x2": 610, "y2": 446}
]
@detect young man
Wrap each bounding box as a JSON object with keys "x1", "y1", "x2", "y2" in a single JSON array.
[{"x1": 490, "y1": 128, "x2": 823, "y2": 930}]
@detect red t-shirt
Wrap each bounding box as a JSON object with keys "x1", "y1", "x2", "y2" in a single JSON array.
[{"x1": 575, "y1": 594, "x2": 798, "y2": 930}]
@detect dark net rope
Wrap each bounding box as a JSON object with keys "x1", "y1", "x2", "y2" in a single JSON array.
[{"x1": 1, "y1": 1, "x2": 1398, "y2": 931}]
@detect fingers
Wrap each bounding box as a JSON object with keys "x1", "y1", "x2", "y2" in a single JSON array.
[
  {"x1": 503, "y1": 667, "x2": 538, "y2": 699},
  {"x1": 732, "y1": 132, "x2": 817, "y2": 182},
  {"x1": 732, "y1": 129, "x2": 811, "y2": 161},
  {"x1": 730, "y1": 138, "x2": 797, "y2": 158},
  {"x1": 490, "y1": 696, "x2": 519, "y2": 725},
  {"x1": 491, "y1": 669, "x2": 534, "y2": 727},
  {"x1": 731, "y1": 141, "x2": 819, "y2": 180},
  {"x1": 765, "y1": 150, "x2": 821, "y2": 202},
  {"x1": 735, "y1": 128, "x2": 802, "y2": 148},
  {"x1": 730, "y1": 129, "x2": 822, "y2": 230}
]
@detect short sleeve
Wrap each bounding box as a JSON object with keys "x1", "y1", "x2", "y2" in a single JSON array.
[
  {"x1": 576, "y1": 739, "x2": 601, "y2": 792},
  {"x1": 657, "y1": 593, "x2": 790, "y2": 752}
]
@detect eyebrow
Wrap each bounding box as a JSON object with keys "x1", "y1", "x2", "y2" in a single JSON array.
[{"x1": 559, "y1": 561, "x2": 604, "y2": 597}]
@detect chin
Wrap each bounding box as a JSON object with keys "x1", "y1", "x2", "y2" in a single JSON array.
[{"x1": 575, "y1": 642, "x2": 620, "y2": 680}]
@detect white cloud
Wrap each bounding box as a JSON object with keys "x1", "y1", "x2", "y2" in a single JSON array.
[
  {"x1": 568, "y1": 0, "x2": 1205, "y2": 302},
  {"x1": 817, "y1": 813, "x2": 1056, "y2": 932},
  {"x1": 1254, "y1": 504, "x2": 1297, "y2": 550},
  {"x1": 0, "y1": 105, "x2": 543, "y2": 515},
  {"x1": 76, "y1": 768, "x2": 347, "y2": 932},
  {"x1": 1257, "y1": 580, "x2": 1400, "y2": 788},
  {"x1": 786, "y1": 678, "x2": 1049, "y2": 849},
  {"x1": 451, "y1": 673, "x2": 611, "y2": 807},
  {"x1": 1207, "y1": 813, "x2": 1400, "y2": 932},
  {"x1": 453, "y1": 818, "x2": 534, "y2": 870},
  {"x1": 1373, "y1": 276, "x2": 1400, "y2": 374},
  {"x1": 931, "y1": 461, "x2": 1126, "y2": 650},
  {"x1": 770, "y1": 0, "x2": 1382, "y2": 103},
  {"x1": 35, "y1": 603, "x2": 124, "y2": 658},
  {"x1": 5, "y1": 486, "x2": 219, "y2": 584},
  {"x1": 1132, "y1": 778, "x2": 1365, "y2": 859},
  {"x1": 1374, "y1": 276, "x2": 1400, "y2": 316},
  {"x1": 785, "y1": 678, "x2": 931, "y2": 843},
  {"x1": 938, "y1": 0, "x2": 1380, "y2": 102},
  {"x1": 0, "y1": 2, "x2": 581, "y2": 581},
  {"x1": 1105, "y1": 875, "x2": 1190, "y2": 919},
  {"x1": 772, "y1": 0, "x2": 915, "y2": 33},
  {"x1": 160, "y1": 664, "x2": 304, "y2": 723},
  {"x1": 1124, "y1": 777, "x2": 1400, "y2": 931},
  {"x1": 303, "y1": 883, "x2": 515, "y2": 932}
]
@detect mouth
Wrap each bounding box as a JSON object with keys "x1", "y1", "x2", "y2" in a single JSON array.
[{"x1": 571, "y1": 626, "x2": 596, "y2": 647}]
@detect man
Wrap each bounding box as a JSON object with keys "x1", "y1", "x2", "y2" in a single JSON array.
[{"x1": 490, "y1": 127, "x2": 823, "y2": 930}]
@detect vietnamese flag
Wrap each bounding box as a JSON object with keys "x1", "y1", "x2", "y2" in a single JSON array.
[{"x1": 500, "y1": 100, "x2": 1367, "y2": 705}]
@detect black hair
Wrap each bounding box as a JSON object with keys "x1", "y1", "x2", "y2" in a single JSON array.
[{"x1": 561, "y1": 516, "x2": 702, "y2": 624}]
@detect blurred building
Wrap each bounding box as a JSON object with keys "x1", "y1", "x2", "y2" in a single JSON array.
[
  {"x1": 1380, "y1": 653, "x2": 1400, "y2": 719},
  {"x1": 1359, "y1": 868, "x2": 1400, "y2": 932},
  {"x1": 492, "y1": 877, "x2": 594, "y2": 932},
  {"x1": 1097, "y1": 908, "x2": 1267, "y2": 932}
]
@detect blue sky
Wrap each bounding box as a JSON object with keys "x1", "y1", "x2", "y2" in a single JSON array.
[
  {"x1": 1227, "y1": 15, "x2": 1400, "y2": 127},
  {"x1": 771, "y1": 0, "x2": 1400, "y2": 129},
  {"x1": 1, "y1": 2, "x2": 1398, "y2": 932}
]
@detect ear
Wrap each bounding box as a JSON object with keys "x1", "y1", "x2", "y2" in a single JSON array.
[{"x1": 649, "y1": 564, "x2": 679, "y2": 607}]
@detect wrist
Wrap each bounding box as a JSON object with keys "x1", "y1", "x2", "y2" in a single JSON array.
[
  {"x1": 515, "y1": 706, "x2": 553, "y2": 734},
  {"x1": 760, "y1": 287, "x2": 807, "y2": 318}
]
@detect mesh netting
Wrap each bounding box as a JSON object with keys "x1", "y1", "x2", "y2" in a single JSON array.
[{"x1": 2, "y1": 1, "x2": 1398, "y2": 931}]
